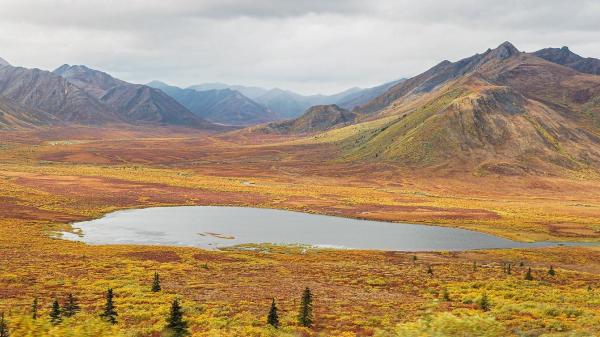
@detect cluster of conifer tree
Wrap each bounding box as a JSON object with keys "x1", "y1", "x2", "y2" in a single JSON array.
[
  {"x1": 0, "y1": 272, "x2": 189, "y2": 337},
  {"x1": 267, "y1": 287, "x2": 314, "y2": 329}
]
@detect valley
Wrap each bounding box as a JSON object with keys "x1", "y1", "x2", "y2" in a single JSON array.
[{"x1": 2, "y1": 40, "x2": 600, "y2": 336}]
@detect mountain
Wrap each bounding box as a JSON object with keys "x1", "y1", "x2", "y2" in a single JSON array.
[
  {"x1": 308, "y1": 42, "x2": 600, "y2": 176},
  {"x1": 259, "y1": 104, "x2": 359, "y2": 134},
  {"x1": 0, "y1": 65, "x2": 122, "y2": 124},
  {"x1": 533, "y1": 46, "x2": 600, "y2": 75},
  {"x1": 252, "y1": 87, "x2": 366, "y2": 118},
  {"x1": 187, "y1": 83, "x2": 269, "y2": 100},
  {"x1": 149, "y1": 81, "x2": 278, "y2": 126},
  {"x1": 53, "y1": 65, "x2": 215, "y2": 128},
  {"x1": 252, "y1": 88, "x2": 311, "y2": 118}
]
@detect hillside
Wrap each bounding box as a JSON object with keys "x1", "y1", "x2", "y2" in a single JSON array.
[
  {"x1": 149, "y1": 81, "x2": 278, "y2": 126},
  {"x1": 260, "y1": 104, "x2": 359, "y2": 134},
  {"x1": 307, "y1": 42, "x2": 600, "y2": 176}
]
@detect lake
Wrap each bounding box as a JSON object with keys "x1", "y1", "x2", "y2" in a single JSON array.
[{"x1": 62, "y1": 206, "x2": 582, "y2": 251}]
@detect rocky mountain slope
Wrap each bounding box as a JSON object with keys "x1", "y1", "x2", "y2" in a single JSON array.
[{"x1": 149, "y1": 81, "x2": 278, "y2": 126}]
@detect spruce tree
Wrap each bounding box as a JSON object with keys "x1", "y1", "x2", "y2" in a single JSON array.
[
  {"x1": 165, "y1": 299, "x2": 188, "y2": 337},
  {"x1": 548, "y1": 266, "x2": 556, "y2": 276},
  {"x1": 478, "y1": 293, "x2": 491, "y2": 311},
  {"x1": 100, "y1": 288, "x2": 118, "y2": 324},
  {"x1": 49, "y1": 299, "x2": 61, "y2": 325},
  {"x1": 267, "y1": 299, "x2": 279, "y2": 328},
  {"x1": 63, "y1": 293, "x2": 80, "y2": 317},
  {"x1": 31, "y1": 298, "x2": 38, "y2": 320},
  {"x1": 0, "y1": 313, "x2": 8, "y2": 337},
  {"x1": 298, "y1": 287, "x2": 313, "y2": 328},
  {"x1": 152, "y1": 272, "x2": 162, "y2": 292},
  {"x1": 525, "y1": 267, "x2": 533, "y2": 281}
]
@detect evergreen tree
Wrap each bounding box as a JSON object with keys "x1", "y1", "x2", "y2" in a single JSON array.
[
  {"x1": 412, "y1": 255, "x2": 417, "y2": 264},
  {"x1": 63, "y1": 293, "x2": 80, "y2": 317},
  {"x1": 165, "y1": 299, "x2": 188, "y2": 337},
  {"x1": 478, "y1": 293, "x2": 491, "y2": 311},
  {"x1": 525, "y1": 267, "x2": 533, "y2": 281},
  {"x1": 31, "y1": 298, "x2": 38, "y2": 320},
  {"x1": 548, "y1": 266, "x2": 556, "y2": 276},
  {"x1": 298, "y1": 287, "x2": 313, "y2": 328},
  {"x1": 49, "y1": 299, "x2": 61, "y2": 325},
  {"x1": 0, "y1": 313, "x2": 8, "y2": 337},
  {"x1": 267, "y1": 298, "x2": 279, "y2": 328},
  {"x1": 100, "y1": 288, "x2": 118, "y2": 324},
  {"x1": 152, "y1": 272, "x2": 162, "y2": 292}
]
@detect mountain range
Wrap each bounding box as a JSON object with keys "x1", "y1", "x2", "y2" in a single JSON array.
[
  {"x1": 278, "y1": 42, "x2": 600, "y2": 176},
  {"x1": 147, "y1": 81, "x2": 278, "y2": 126},
  {"x1": 1, "y1": 42, "x2": 600, "y2": 177},
  {"x1": 186, "y1": 80, "x2": 403, "y2": 118},
  {"x1": 0, "y1": 61, "x2": 218, "y2": 130}
]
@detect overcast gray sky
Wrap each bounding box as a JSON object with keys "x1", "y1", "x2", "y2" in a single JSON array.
[{"x1": 0, "y1": 0, "x2": 599, "y2": 94}]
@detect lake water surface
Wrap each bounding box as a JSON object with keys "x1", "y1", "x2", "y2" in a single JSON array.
[{"x1": 62, "y1": 206, "x2": 583, "y2": 251}]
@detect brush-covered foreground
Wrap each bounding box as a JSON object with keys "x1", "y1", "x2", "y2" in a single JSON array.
[{"x1": 1, "y1": 127, "x2": 600, "y2": 336}]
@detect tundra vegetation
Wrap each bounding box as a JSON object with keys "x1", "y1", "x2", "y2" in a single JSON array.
[{"x1": 0, "y1": 127, "x2": 599, "y2": 336}]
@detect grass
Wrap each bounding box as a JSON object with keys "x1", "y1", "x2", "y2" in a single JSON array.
[{"x1": 1, "y1": 127, "x2": 600, "y2": 336}]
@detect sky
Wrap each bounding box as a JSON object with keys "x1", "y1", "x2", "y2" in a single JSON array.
[{"x1": 0, "y1": 0, "x2": 599, "y2": 95}]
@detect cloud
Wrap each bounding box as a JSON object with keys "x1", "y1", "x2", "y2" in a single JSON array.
[{"x1": 0, "y1": 0, "x2": 599, "y2": 94}]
